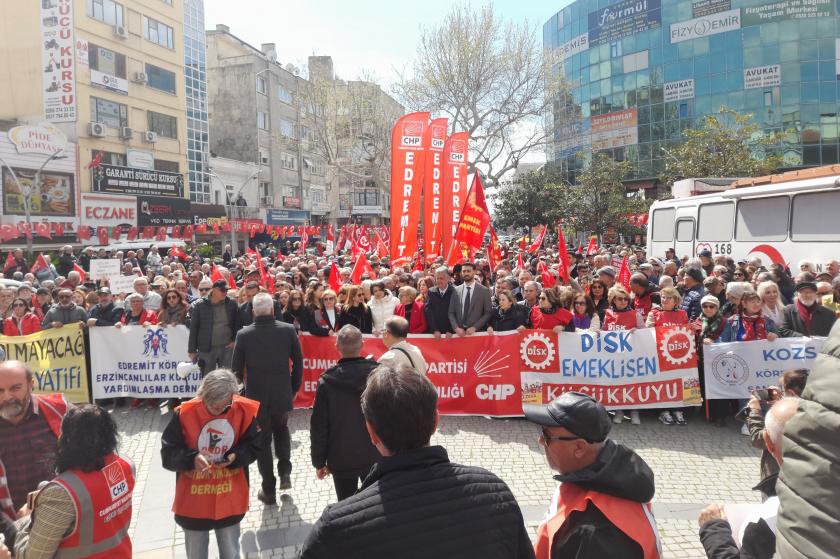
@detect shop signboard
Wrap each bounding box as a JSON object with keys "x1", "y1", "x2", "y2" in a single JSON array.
[
  {"x1": 136, "y1": 195, "x2": 193, "y2": 226},
  {"x1": 692, "y1": 0, "x2": 731, "y2": 17},
  {"x1": 744, "y1": 65, "x2": 781, "y2": 89},
  {"x1": 266, "y1": 209, "x2": 309, "y2": 224},
  {"x1": 670, "y1": 9, "x2": 741, "y2": 44},
  {"x1": 588, "y1": 0, "x2": 661, "y2": 46},
  {"x1": 80, "y1": 193, "x2": 136, "y2": 228},
  {"x1": 92, "y1": 164, "x2": 184, "y2": 197},
  {"x1": 591, "y1": 109, "x2": 638, "y2": 151},
  {"x1": 556, "y1": 33, "x2": 590, "y2": 63},
  {"x1": 41, "y1": 0, "x2": 76, "y2": 122},
  {"x1": 664, "y1": 79, "x2": 695, "y2": 102},
  {"x1": 742, "y1": 0, "x2": 834, "y2": 26},
  {"x1": 555, "y1": 119, "x2": 592, "y2": 158}
]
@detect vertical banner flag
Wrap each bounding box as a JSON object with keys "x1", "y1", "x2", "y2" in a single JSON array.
[
  {"x1": 422, "y1": 118, "x2": 448, "y2": 262},
  {"x1": 586, "y1": 236, "x2": 598, "y2": 256},
  {"x1": 390, "y1": 112, "x2": 430, "y2": 266},
  {"x1": 487, "y1": 226, "x2": 502, "y2": 271},
  {"x1": 557, "y1": 225, "x2": 570, "y2": 283},
  {"x1": 441, "y1": 132, "x2": 469, "y2": 260},
  {"x1": 527, "y1": 225, "x2": 547, "y2": 253},
  {"x1": 452, "y1": 173, "x2": 491, "y2": 251},
  {"x1": 617, "y1": 256, "x2": 631, "y2": 290}
]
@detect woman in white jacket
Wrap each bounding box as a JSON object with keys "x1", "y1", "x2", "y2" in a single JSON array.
[{"x1": 368, "y1": 280, "x2": 398, "y2": 334}]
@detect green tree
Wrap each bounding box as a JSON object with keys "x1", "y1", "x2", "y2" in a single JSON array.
[
  {"x1": 490, "y1": 168, "x2": 565, "y2": 231},
  {"x1": 557, "y1": 153, "x2": 648, "y2": 240},
  {"x1": 660, "y1": 107, "x2": 782, "y2": 186}
]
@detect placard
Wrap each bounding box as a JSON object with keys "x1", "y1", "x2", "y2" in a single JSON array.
[
  {"x1": 702, "y1": 337, "x2": 825, "y2": 399},
  {"x1": 744, "y1": 65, "x2": 781, "y2": 89},
  {"x1": 108, "y1": 275, "x2": 137, "y2": 294},
  {"x1": 41, "y1": 0, "x2": 76, "y2": 122},
  {"x1": 588, "y1": 0, "x2": 662, "y2": 47},
  {"x1": 742, "y1": 0, "x2": 834, "y2": 26},
  {"x1": 89, "y1": 258, "x2": 121, "y2": 281},
  {"x1": 670, "y1": 9, "x2": 741, "y2": 44},
  {"x1": 664, "y1": 79, "x2": 695, "y2": 102}
]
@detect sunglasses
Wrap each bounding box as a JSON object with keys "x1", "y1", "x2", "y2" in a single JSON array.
[
  {"x1": 167, "y1": 295, "x2": 179, "y2": 300},
  {"x1": 199, "y1": 288, "x2": 210, "y2": 293},
  {"x1": 701, "y1": 304, "x2": 718, "y2": 309},
  {"x1": 574, "y1": 301, "x2": 587, "y2": 306},
  {"x1": 540, "y1": 429, "x2": 582, "y2": 444},
  {"x1": 12, "y1": 303, "x2": 26, "y2": 308},
  {"x1": 613, "y1": 296, "x2": 628, "y2": 301},
  {"x1": 734, "y1": 272, "x2": 745, "y2": 276},
  {"x1": 322, "y1": 296, "x2": 335, "y2": 301}
]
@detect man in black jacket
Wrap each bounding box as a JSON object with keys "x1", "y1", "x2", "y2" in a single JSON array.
[
  {"x1": 236, "y1": 280, "x2": 283, "y2": 329},
  {"x1": 231, "y1": 293, "x2": 303, "y2": 505},
  {"x1": 525, "y1": 392, "x2": 659, "y2": 559},
  {"x1": 424, "y1": 266, "x2": 454, "y2": 337},
  {"x1": 188, "y1": 279, "x2": 239, "y2": 374},
  {"x1": 300, "y1": 363, "x2": 535, "y2": 559},
  {"x1": 779, "y1": 281, "x2": 836, "y2": 337},
  {"x1": 86, "y1": 287, "x2": 124, "y2": 326},
  {"x1": 310, "y1": 325, "x2": 379, "y2": 501}
]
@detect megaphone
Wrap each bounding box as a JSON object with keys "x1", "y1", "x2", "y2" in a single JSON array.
[{"x1": 176, "y1": 361, "x2": 200, "y2": 380}]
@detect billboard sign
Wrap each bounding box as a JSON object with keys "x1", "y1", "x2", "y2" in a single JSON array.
[
  {"x1": 41, "y1": 0, "x2": 76, "y2": 122},
  {"x1": 670, "y1": 8, "x2": 741, "y2": 44},
  {"x1": 557, "y1": 33, "x2": 589, "y2": 63},
  {"x1": 588, "y1": 0, "x2": 661, "y2": 46},
  {"x1": 664, "y1": 79, "x2": 695, "y2": 102},
  {"x1": 555, "y1": 119, "x2": 592, "y2": 158},
  {"x1": 744, "y1": 64, "x2": 781, "y2": 89},
  {"x1": 742, "y1": 0, "x2": 834, "y2": 26},
  {"x1": 136, "y1": 196, "x2": 193, "y2": 227},
  {"x1": 591, "y1": 109, "x2": 638, "y2": 151},
  {"x1": 92, "y1": 164, "x2": 184, "y2": 198},
  {"x1": 692, "y1": 0, "x2": 731, "y2": 17}
]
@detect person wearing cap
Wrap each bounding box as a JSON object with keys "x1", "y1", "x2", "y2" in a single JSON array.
[
  {"x1": 697, "y1": 249, "x2": 715, "y2": 277},
  {"x1": 595, "y1": 266, "x2": 615, "y2": 289},
  {"x1": 679, "y1": 267, "x2": 705, "y2": 321},
  {"x1": 694, "y1": 294, "x2": 729, "y2": 426},
  {"x1": 630, "y1": 273, "x2": 660, "y2": 321},
  {"x1": 187, "y1": 279, "x2": 239, "y2": 375},
  {"x1": 525, "y1": 392, "x2": 660, "y2": 559},
  {"x1": 86, "y1": 287, "x2": 124, "y2": 327},
  {"x1": 778, "y1": 280, "x2": 836, "y2": 338}
]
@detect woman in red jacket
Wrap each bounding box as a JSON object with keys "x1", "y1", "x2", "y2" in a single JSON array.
[
  {"x1": 530, "y1": 286, "x2": 575, "y2": 333},
  {"x1": 2, "y1": 297, "x2": 41, "y2": 336},
  {"x1": 602, "y1": 286, "x2": 645, "y2": 426},
  {"x1": 394, "y1": 286, "x2": 428, "y2": 334},
  {"x1": 117, "y1": 293, "x2": 158, "y2": 327}
]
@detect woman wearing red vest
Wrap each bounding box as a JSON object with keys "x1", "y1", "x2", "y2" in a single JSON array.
[
  {"x1": 530, "y1": 286, "x2": 576, "y2": 333},
  {"x1": 161, "y1": 370, "x2": 261, "y2": 559},
  {"x1": 645, "y1": 287, "x2": 691, "y2": 426},
  {"x1": 14, "y1": 404, "x2": 135, "y2": 559},
  {"x1": 602, "y1": 286, "x2": 646, "y2": 426},
  {"x1": 2, "y1": 298, "x2": 41, "y2": 336}
]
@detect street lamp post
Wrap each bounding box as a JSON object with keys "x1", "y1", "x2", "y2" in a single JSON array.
[
  {"x1": 208, "y1": 169, "x2": 260, "y2": 256},
  {"x1": 0, "y1": 148, "x2": 65, "y2": 255}
]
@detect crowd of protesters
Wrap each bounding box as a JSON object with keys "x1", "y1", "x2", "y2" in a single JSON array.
[{"x1": 1, "y1": 237, "x2": 839, "y2": 559}]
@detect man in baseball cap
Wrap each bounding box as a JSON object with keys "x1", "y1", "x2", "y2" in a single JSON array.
[{"x1": 526, "y1": 392, "x2": 660, "y2": 559}]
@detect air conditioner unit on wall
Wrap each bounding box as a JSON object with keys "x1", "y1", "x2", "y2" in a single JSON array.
[
  {"x1": 119, "y1": 126, "x2": 133, "y2": 140},
  {"x1": 260, "y1": 196, "x2": 274, "y2": 207},
  {"x1": 133, "y1": 72, "x2": 148, "y2": 84},
  {"x1": 144, "y1": 131, "x2": 157, "y2": 143},
  {"x1": 113, "y1": 25, "x2": 128, "y2": 39},
  {"x1": 88, "y1": 122, "x2": 106, "y2": 137}
]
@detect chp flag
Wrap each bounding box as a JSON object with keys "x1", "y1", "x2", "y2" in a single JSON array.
[
  {"x1": 422, "y1": 118, "x2": 448, "y2": 262},
  {"x1": 390, "y1": 112, "x2": 430, "y2": 266},
  {"x1": 441, "y1": 132, "x2": 469, "y2": 260}
]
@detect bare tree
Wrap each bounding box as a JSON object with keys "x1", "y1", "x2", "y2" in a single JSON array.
[{"x1": 395, "y1": 4, "x2": 566, "y2": 187}]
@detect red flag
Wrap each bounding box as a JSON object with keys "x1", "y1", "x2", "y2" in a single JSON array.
[
  {"x1": 617, "y1": 256, "x2": 631, "y2": 290},
  {"x1": 376, "y1": 233, "x2": 389, "y2": 259},
  {"x1": 452, "y1": 173, "x2": 491, "y2": 251},
  {"x1": 73, "y1": 263, "x2": 86, "y2": 284},
  {"x1": 335, "y1": 225, "x2": 346, "y2": 254},
  {"x1": 86, "y1": 152, "x2": 102, "y2": 169},
  {"x1": 390, "y1": 112, "x2": 430, "y2": 266},
  {"x1": 586, "y1": 237, "x2": 597, "y2": 256},
  {"x1": 195, "y1": 223, "x2": 207, "y2": 234},
  {"x1": 328, "y1": 262, "x2": 341, "y2": 292},
  {"x1": 516, "y1": 251, "x2": 525, "y2": 271},
  {"x1": 111, "y1": 226, "x2": 122, "y2": 240},
  {"x1": 30, "y1": 253, "x2": 48, "y2": 274},
  {"x1": 422, "y1": 117, "x2": 448, "y2": 261},
  {"x1": 18, "y1": 223, "x2": 32, "y2": 240},
  {"x1": 156, "y1": 227, "x2": 167, "y2": 241},
  {"x1": 527, "y1": 226, "x2": 547, "y2": 254},
  {"x1": 357, "y1": 226, "x2": 371, "y2": 254},
  {"x1": 350, "y1": 253, "x2": 376, "y2": 284},
  {"x1": 487, "y1": 226, "x2": 501, "y2": 271},
  {"x1": 75, "y1": 226, "x2": 90, "y2": 242},
  {"x1": 211, "y1": 224, "x2": 220, "y2": 236},
  {"x1": 127, "y1": 226, "x2": 138, "y2": 241},
  {"x1": 413, "y1": 256, "x2": 424, "y2": 272},
  {"x1": 52, "y1": 223, "x2": 64, "y2": 237},
  {"x1": 142, "y1": 226, "x2": 154, "y2": 240},
  {"x1": 441, "y1": 131, "x2": 468, "y2": 260},
  {"x1": 556, "y1": 226, "x2": 570, "y2": 283},
  {"x1": 169, "y1": 246, "x2": 188, "y2": 261},
  {"x1": 97, "y1": 226, "x2": 109, "y2": 246},
  {"x1": 35, "y1": 222, "x2": 52, "y2": 239},
  {"x1": 539, "y1": 261, "x2": 556, "y2": 288},
  {"x1": 170, "y1": 225, "x2": 182, "y2": 239},
  {"x1": 227, "y1": 270, "x2": 238, "y2": 290},
  {"x1": 3, "y1": 252, "x2": 15, "y2": 274},
  {"x1": 300, "y1": 228, "x2": 309, "y2": 252},
  {"x1": 210, "y1": 265, "x2": 225, "y2": 284}
]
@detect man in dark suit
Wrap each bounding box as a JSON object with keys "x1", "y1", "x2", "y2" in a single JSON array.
[
  {"x1": 231, "y1": 293, "x2": 303, "y2": 504},
  {"x1": 425, "y1": 266, "x2": 455, "y2": 338},
  {"x1": 779, "y1": 281, "x2": 837, "y2": 337},
  {"x1": 448, "y1": 261, "x2": 493, "y2": 336},
  {"x1": 236, "y1": 280, "x2": 283, "y2": 330}
]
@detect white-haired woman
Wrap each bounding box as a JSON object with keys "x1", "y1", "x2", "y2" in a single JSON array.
[
  {"x1": 757, "y1": 280, "x2": 785, "y2": 326},
  {"x1": 161, "y1": 369, "x2": 261, "y2": 559}
]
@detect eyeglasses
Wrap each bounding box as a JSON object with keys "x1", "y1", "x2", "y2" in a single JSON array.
[
  {"x1": 322, "y1": 296, "x2": 335, "y2": 301},
  {"x1": 574, "y1": 301, "x2": 587, "y2": 306},
  {"x1": 733, "y1": 272, "x2": 745, "y2": 277},
  {"x1": 199, "y1": 288, "x2": 210, "y2": 293},
  {"x1": 538, "y1": 295, "x2": 548, "y2": 300},
  {"x1": 540, "y1": 429, "x2": 582, "y2": 444},
  {"x1": 12, "y1": 303, "x2": 26, "y2": 308},
  {"x1": 166, "y1": 295, "x2": 179, "y2": 300},
  {"x1": 701, "y1": 304, "x2": 718, "y2": 309}
]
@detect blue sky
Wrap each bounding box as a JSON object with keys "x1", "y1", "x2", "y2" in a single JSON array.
[{"x1": 205, "y1": 0, "x2": 571, "y2": 86}]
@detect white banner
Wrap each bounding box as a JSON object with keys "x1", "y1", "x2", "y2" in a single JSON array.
[
  {"x1": 557, "y1": 33, "x2": 589, "y2": 63},
  {"x1": 664, "y1": 79, "x2": 695, "y2": 101},
  {"x1": 744, "y1": 65, "x2": 781, "y2": 89},
  {"x1": 520, "y1": 327, "x2": 702, "y2": 410},
  {"x1": 41, "y1": 0, "x2": 76, "y2": 122},
  {"x1": 107, "y1": 275, "x2": 136, "y2": 294},
  {"x1": 702, "y1": 337, "x2": 825, "y2": 399},
  {"x1": 90, "y1": 325, "x2": 198, "y2": 399},
  {"x1": 89, "y1": 258, "x2": 121, "y2": 281},
  {"x1": 670, "y1": 8, "x2": 741, "y2": 44}
]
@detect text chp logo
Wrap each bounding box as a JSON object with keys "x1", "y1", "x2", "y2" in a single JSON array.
[
  {"x1": 710, "y1": 353, "x2": 750, "y2": 386},
  {"x1": 475, "y1": 384, "x2": 516, "y2": 401},
  {"x1": 430, "y1": 123, "x2": 446, "y2": 150},
  {"x1": 400, "y1": 120, "x2": 423, "y2": 147},
  {"x1": 520, "y1": 331, "x2": 556, "y2": 371},
  {"x1": 103, "y1": 460, "x2": 129, "y2": 500},
  {"x1": 450, "y1": 139, "x2": 466, "y2": 162},
  {"x1": 142, "y1": 328, "x2": 168, "y2": 358},
  {"x1": 658, "y1": 326, "x2": 696, "y2": 367},
  {"x1": 197, "y1": 419, "x2": 235, "y2": 463}
]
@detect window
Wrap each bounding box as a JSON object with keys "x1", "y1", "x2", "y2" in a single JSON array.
[
  {"x1": 280, "y1": 152, "x2": 297, "y2": 170},
  {"x1": 651, "y1": 208, "x2": 675, "y2": 241},
  {"x1": 735, "y1": 196, "x2": 789, "y2": 241},
  {"x1": 256, "y1": 76, "x2": 266, "y2": 94},
  {"x1": 678, "y1": 102, "x2": 689, "y2": 118},
  {"x1": 91, "y1": 150, "x2": 125, "y2": 166},
  {"x1": 676, "y1": 219, "x2": 694, "y2": 242},
  {"x1": 147, "y1": 111, "x2": 177, "y2": 139},
  {"x1": 143, "y1": 16, "x2": 174, "y2": 49},
  {"x1": 279, "y1": 119, "x2": 296, "y2": 139},
  {"x1": 86, "y1": 0, "x2": 123, "y2": 26},
  {"x1": 90, "y1": 97, "x2": 127, "y2": 128},
  {"x1": 154, "y1": 159, "x2": 179, "y2": 172},
  {"x1": 277, "y1": 86, "x2": 294, "y2": 104},
  {"x1": 697, "y1": 202, "x2": 734, "y2": 241},
  {"x1": 257, "y1": 111, "x2": 269, "y2": 130},
  {"x1": 790, "y1": 191, "x2": 840, "y2": 241},
  {"x1": 88, "y1": 44, "x2": 126, "y2": 77},
  {"x1": 146, "y1": 64, "x2": 176, "y2": 94}
]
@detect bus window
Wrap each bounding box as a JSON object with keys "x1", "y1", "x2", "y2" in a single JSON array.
[
  {"x1": 697, "y1": 202, "x2": 734, "y2": 241},
  {"x1": 676, "y1": 219, "x2": 694, "y2": 241},
  {"x1": 735, "y1": 196, "x2": 789, "y2": 242},
  {"x1": 651, "y1": 208, "x2": 676, "y2": 241},
  {"x1": 791, "y1": 191, "x2": 840, "y2": 241}
]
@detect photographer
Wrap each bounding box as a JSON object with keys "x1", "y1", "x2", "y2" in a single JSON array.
[{"x1": 745, "y1": 369, "x2": 808, "y2": 500}]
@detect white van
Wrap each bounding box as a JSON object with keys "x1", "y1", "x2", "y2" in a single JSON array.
[{"x1": 647, "y1": 166, "x2": 840, "y2": 273}]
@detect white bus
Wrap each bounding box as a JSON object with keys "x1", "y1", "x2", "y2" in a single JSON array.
[{"x1": 647, "y1": 166, "x2": 840, "y2": 273}]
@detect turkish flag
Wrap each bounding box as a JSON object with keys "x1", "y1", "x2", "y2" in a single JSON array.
[
  {"x1": 487, "y1": 226, "x2": 501, "y2": 271},
  {"x1": 210, "y1": 265, "x2": 225, "y2": 284},
  {"x1": 350, "y1": 253, "x2": 376, "y2": 284},
  {"x1": 517, "y1": 251, "x2": 525, "y2": 271},
  {"x1": 328, "y1": 262, "x2": 341, "y2": 292},
  {"x1": 73, "y1": 263, "x2": 86, "y2": 284},
  {"x1": 169, "y1": 246, "x2": 188, "y2": 261},
  {"x1": 171, "y1": 226, "x2": 182, "y2": 239},
  {"x1": 556, "y1": 226, "x2": 571, "y2": 283},
  {"x1": 3, "y1": 252, "x2": 15, "y2": 274},
  {"x1": 111, "y1": 226, "x2": 122, "y2": 240},
  {"x1": 527, "y1": 226, "x2": 547, "y2": 254},
  {"x1": 35, "y1": 222, "x2": 52, "y2": 239},
  {"x1": 156, "y1": 227, "x2": 167, "y2": 241},
  {"x1": 617, "y1": 256, "x2": 631, "y2": 290},
  {"x1": 75, "y1": 226, "x2": 91, "y2": 242},
  {"x1": 52, "y1": 223, "x2": 64, "y2": 237},
  {"x1": 127, "y1": 227, "x2": 139, "y2": 241},
  {"x1": 539, "y1": 261, "x2": 556, "y2": 288},
  {"x1": 195, "y1": 223, "x2": 207, "y2": 234},
  {"x1": 97, "y1": 227, "x2": 109, "y2": 246},
  {"x1": 586, "y1": 237, "x2": 597, "y2": 256},
  {"x1": 142, "y1": 226, "x2": 154, "y2": 240},
  {"x1": 30, "y1": 253, "x2": 48, "y2": 274}
]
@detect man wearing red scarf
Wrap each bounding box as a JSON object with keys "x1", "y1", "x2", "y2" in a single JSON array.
[{"x1": 779, "y1": 281, "x2": 837, "y2": 338}]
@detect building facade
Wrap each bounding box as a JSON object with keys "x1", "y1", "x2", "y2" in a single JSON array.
[
  {"x1": 0, "y1": 0, "x2": 190, "y2": 248},
  {"x1": 544, "y1": 0, "x2": 840, "y2": 194},
  {"x1": 183, "y1": 0, "x2": 210, "y2": 204}
]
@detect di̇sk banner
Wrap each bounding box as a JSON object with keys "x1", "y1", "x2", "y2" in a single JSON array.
[
  {"x1": 702, "y1": 336, "x2": 826, "y2": 400},
  {"x1": 0, "y1": 325, "x2": 90, "y2": 403},
  {"x1": 295, "y1": 326, "x2": 701, "y2": 415},
  {"x1": 89, "y1": 325, "x2": 199, "y2": 399}
]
